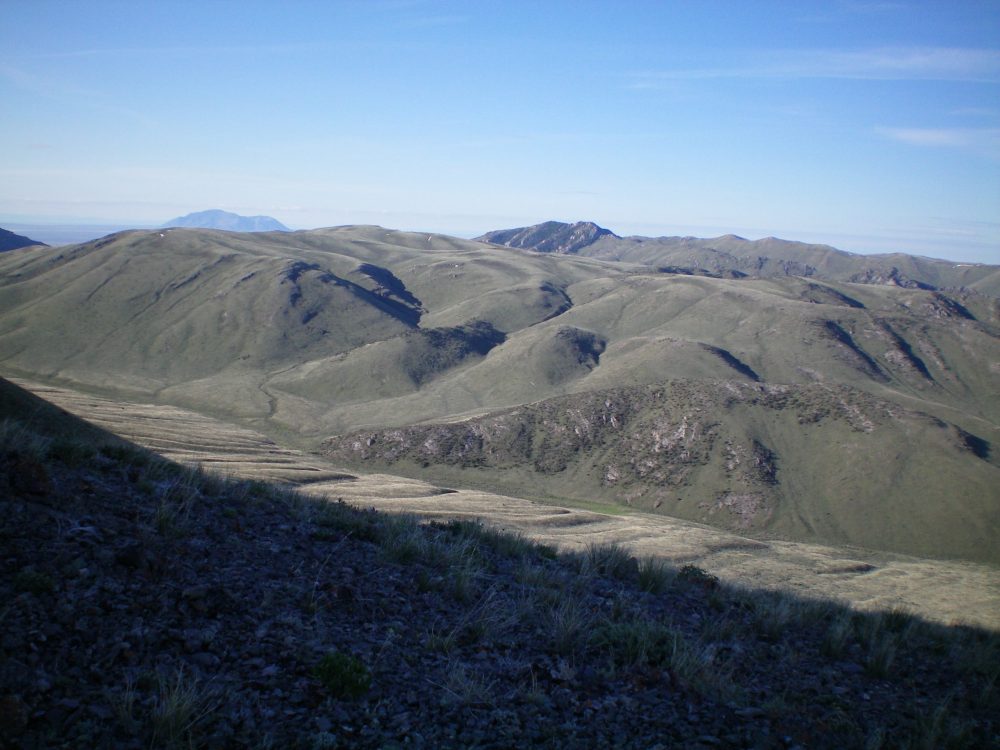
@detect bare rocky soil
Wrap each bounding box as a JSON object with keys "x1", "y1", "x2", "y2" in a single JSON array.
[{"x1": 1, "y1": 413, "x2": 999, "y2": 748}]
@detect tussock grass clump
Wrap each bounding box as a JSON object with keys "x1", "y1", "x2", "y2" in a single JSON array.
[
  {"x1": 153, "y1": 471, "x2": 204, "y2": 536},
  {"x1": 444, "y1": 587, "x2": 517, "y2": 650},
  {"x1": 379, "y1": 514, "x2": 429, "y2": 564},
  {"x1": 148, "y1": 668, "x2": 217, "y2": 749},
  {"x1": 542, "y1": 595, "x2": 594, "y2": 657},
  {"x1": 434, "y1": 661, "x2": 496, "y2": 707},
  {"x1": 437, "y1": 518, "x2": 538, "y2": 560},
  {"x1": 575, "y1": 541, "x2": 637, "y2": 580},
  {"x1": 822, "y1": 611, "x2": 854, "y2": 658},
  {"x1": 314, "y1": 501, "x2": 384, "y2": 543},
  {"x1": 0, "y1": 417, "x2": 51, "y2": 460},
  {"x1": 591, "y1": 618, "x2": 679, "y2": 670},
  {"x1": 750, "y1": 591, "x2": 798, "y2": 642},
  {"x1": 905, "y1": 697, "x2": 975, "y2": 750},
  {"x1": 864, "y1": 632, "x2": 899, "y2": 678},
  {"x1": 637, "y1": 555, "x2": 673, "y2": 594}
]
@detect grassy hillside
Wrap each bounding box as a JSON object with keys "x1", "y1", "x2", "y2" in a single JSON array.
[
  {"x1": 2, "y1": 378, "x2": 998, "y2": 748},
  {"x1": 323, "y1": 379, "x2": 1000, "y2": 564},
  {"x1": 0, "y1": 226, "x2": 998, "y2": 565}
]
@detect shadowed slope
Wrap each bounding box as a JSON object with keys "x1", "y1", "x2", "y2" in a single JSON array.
[
  {"x1": 3, "y1": 377, "x2": 998, "y2": 749},
  {"x1": 9, "y1": 375, "x2": 1000, "y2": 632}
]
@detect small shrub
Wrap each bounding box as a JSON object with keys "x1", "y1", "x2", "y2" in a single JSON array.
[
  {"x1": 315, "y1": 500, "x2": 363, "y2": 529},
  {"x1": 425, "y1": 621, "x2": 457, "y2": 655},
  {"x1": 312, "y1": 651, "x2": 371, "y2": 699},
  {"x1": 468, "y1": 522, "x2": 537, "y2": 559},
  {"x1": 676, "y1": 564, "x2": 719, "y2": 590}
]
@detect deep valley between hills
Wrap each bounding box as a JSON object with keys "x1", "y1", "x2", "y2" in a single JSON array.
[{"x1": 1, "y1": 221, "x2": 999, "y2": 746}]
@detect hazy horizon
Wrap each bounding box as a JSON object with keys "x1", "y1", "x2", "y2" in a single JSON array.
[
  {"x1": 2, "y1": 1, "x2": 998, "y2": 263},
  {"x1": 2, "y1": 213, "x2": 997, "y2": 266}
]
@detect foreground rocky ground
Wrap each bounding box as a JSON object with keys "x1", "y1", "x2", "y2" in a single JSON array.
[{"x1": 1, "y1": 411, "x2": 998, "y2": 748}]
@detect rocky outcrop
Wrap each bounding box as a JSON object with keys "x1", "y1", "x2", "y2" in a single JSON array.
[{"x1": 476, "y1": 221, "x2": 617, "y2": 255}]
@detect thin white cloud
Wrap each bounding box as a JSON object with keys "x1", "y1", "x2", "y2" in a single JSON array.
[
  {"x1": 877, "y1": 126, "x2": 1000, "y2": 158},
  {"x1": 630, "y1": 47, "x2": 1000, "y2": 86},
  {"x1": 950, "y1": 106, "x2": 1000, "y2": 118}
]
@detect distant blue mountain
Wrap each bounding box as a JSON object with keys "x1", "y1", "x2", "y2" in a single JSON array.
[
  {"x1": 163, "y1": 209, "x2": 289, "y2": 232},
  {"x1": 0, "y1": 227, "x2": 47, "y2": 252}
]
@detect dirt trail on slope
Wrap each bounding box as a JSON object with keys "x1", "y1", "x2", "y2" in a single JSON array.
[{"x1": 13, "y1": 377, "x2": 999, "y2": 630}]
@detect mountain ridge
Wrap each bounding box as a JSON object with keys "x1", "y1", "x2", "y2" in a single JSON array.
[
  {"x1": 0, "y1": 226, "x2": 47, "y2": 252},
  {"x1": 476, "y1": 220, "x2": 1000, "y2": 296}
]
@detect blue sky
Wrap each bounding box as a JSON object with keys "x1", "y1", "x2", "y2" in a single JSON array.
[{"x1": 1, "y1": 0, "x2": 999, "y2": 262}]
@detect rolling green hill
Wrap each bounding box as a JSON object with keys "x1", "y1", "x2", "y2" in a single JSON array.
[{"x1": 0, "y1": 225, "x2": 997, "y2": 563}]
